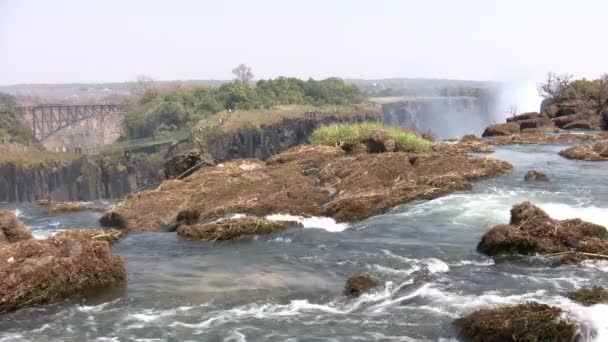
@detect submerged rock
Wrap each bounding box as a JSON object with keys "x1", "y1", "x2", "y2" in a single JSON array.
[
  {"x1": 0, "y1": 227, "x2": 126, "y2": 313},
  {"x1": 54, "y1": 228, "x2": 126, "y2": 245},
  {"x1": 453, "y1": 303, "x2": 582, "y2": 342},
  {"x1": 568, "y1": 287, "x2": 608, "y2": 306},
  {"x1": 343, "y1": 274, "x2": 380, "y2": 297},
  {"x1": 0, "y1": 210, "x2": 32, "y2": 243},
  {"x1": 477, "y1": 202, "x2": 608, "y2": 263},
  {"x1": 177, "y1": 217, "x2": 289, "y2": 241},
  {"x1": 524, "y1": 170, "x2": 549, "y2": 182},
  {"x1": 559, "y1": 141, "x2": 608, "y2": 161}
]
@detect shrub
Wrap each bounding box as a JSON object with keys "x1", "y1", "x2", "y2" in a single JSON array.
[{"x1": 310, "y1": 122, "x2": 431, "y2": 151}]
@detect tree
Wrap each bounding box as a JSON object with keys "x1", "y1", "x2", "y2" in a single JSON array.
[
  {"x1": 131, "y1": 74, "x2": 155, "y2": 97},
  {"x1": 232, "y1": 64, "x2": 254, "y2": 85},
  {"x1": 537, "y1": 72, "x2": 572, "y2": 101}
]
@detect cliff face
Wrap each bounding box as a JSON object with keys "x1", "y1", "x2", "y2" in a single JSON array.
[
  {"x1": 381, "y1": 97, "x2": 493, "y2": 139},
  {"x1": 205, "y1": 114, "x2": 380, "y2": 162},
  {"x1": 0, "y1": 157, "x2": 163, "y2": 203}
]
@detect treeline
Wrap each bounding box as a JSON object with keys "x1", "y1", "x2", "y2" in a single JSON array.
[
  {"x1": 369, "y1": 86, "x2": 492, "y2": 98},
  {"x1": 538, "y1": 72, "x2": 608, "y2": 111},
  {"x1": 124, "y1": 77, "x2": 363, "y2": 139},
  {"x1": 0, "y1": 93, "x2": 32, "y2": 144}
]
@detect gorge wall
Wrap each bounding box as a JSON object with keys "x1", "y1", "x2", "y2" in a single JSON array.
[
  {"x1": 1, "y1": 112, "x2": 380, "y2": 202},
  {"x1": 0, "y1": 156, "x2": 163, "y2": 203},
  {"x1": 381, "y1": 97, "x2": 495, "y2": 139},
  {"x1": 205, "y1": 114, "x2": 380, "y2": 162}
]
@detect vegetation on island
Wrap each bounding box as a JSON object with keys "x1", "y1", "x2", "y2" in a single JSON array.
[
  {"x1": 310, "y1": 122, "x2": 432, "y2": 152},
  {"x1": 538, "y1": 72, "x2": 608, "y2": 112},
  {"x1": 123, "y1": 66, "x2": 365, "y2": 139},
  {"x1": 0, "y1": 93, "x2": 32, "y2": 145}
]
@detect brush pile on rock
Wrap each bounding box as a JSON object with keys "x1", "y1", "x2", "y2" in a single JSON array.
[
  {"x1": 0, "y1": 211, "x2": 126, "y2": 314},
  {"x1": 559, "y1": 141, "x2": 608, "y2": 161}
]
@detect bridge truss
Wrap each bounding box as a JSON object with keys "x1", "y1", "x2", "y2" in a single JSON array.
[{"x1": 13, "y1": 104, "x2": 122, "y2": 142}]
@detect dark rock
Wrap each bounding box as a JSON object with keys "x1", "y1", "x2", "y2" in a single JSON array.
[
  {"x1": 568, "y1": 287, "x2": 608, "y2": 306},
  {"x1": 99, "y1": 211, "x2": 128, "y2": 229},
  {"x1": 0, "y1": 210, "x2": 32, "y2": 243},
  {"x1": 164, "y1": 149, "x2": 215, "y2": 180},
  {"x1": 552, "y1": 113, "x2": 587, "y2": 128},
  {"x1": 482, "y1": 122, "x2": 520, "y2": 137},
  {"x1": 524, "y1": 170, "x2": 549, "y2": 182},
  {"x1": 506, "y1": 112, "x2": 544, "y2": 123},
  {"x1": 453, "y1": 303, "x2": 581, "y2": 342},
  {"x1": 554, "y1": 106, "x2": 577, "y2": 118},
  {"x1": 343, "y1": 274, "x2": 380, "y2": 297},
  {"x1": 176, "y1": 208, "x2": 201, "y2": 225},
  {"x1": 363, "y1": 130, "x2": 396, "y2": 153}
]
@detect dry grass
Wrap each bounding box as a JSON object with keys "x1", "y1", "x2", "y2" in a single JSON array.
[{"x1": 0, "y1": 145, "x2": 75, "y2": 167}]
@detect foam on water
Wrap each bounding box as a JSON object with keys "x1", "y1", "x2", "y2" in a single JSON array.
[{"x1": 265, "y1": 214, "x2": 349, "y2": 232}]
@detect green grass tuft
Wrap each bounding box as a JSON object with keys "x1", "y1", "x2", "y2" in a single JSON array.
[{"x1": 310, "y1": 122, "x2": 431, "y2": 151}]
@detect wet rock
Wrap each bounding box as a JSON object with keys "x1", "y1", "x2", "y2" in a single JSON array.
[
  {"x1": 563, "y1": 120, "x2": 595, "y2": 130},
  {"x1": 506, "y1": 112, "x2": 545, "y2": 123},
  {"x1": 481, "y1": 122, "x2": 520, "y2": 137},
  {"x1": 0, "y1": 210, "x2": 32, "y2": 244},
  {"x1": 99, "y1": 211, "x2": 128, "y2": 229},
  {"x1": 0, "y1": 233, "x2": 126, "y2": 313},
  {"x1": 164, "y1": 149, "x2": 215, "y2": 179},
  {"x1": 524, "y1": 170, "x2": 549, "y2": 182},
  {"x1": 453, "y1": 303, "x2": 581, "y2": 342},
  {"x1": 477, "y1": 202, "x2": 608, "y2": 263},
  {"x1": 47, "y1": 201, "x2": 105, "y2": 214},
  {"x1": 559, "y1": 142, "x2": 608, "y2": 161},
  {"x1": 362, "y1": 130, "x2": 396, "y2": 153},
  {"x1": 568, "y1": 287, "x2": 608, "y2": 306},
  {"x1": 552, "y1": 113, "x2": 600, "y2": 130},
  {"x1": 343, "y1": 274, "x2": 380, "y2": 297},
  {"x1": 177, "y1": 217, "x2": 289, "y2": 241}
]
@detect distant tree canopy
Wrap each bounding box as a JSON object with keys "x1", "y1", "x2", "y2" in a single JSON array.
[
  {"x1": 123, "y1": 76, "x2": 363, "y2": 139},
  {"x1": 0, "y1": 93, "x2": 32, "y2": 144}
]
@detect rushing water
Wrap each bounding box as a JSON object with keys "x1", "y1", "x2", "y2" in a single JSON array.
[{"x1": 2, "y1": 144, "x2": 608, "y2": 341}]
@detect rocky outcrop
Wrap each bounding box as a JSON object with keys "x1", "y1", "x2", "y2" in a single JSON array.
[
  {"x1": 0, "y1": 210, "x2": 32, "y2": 243},
  {"x1": 542, "y1": 98, "x2": 603, "y2": 130},
  {"x1": 0, "y1": 217, "x2": 126, "y2": 314},
  {"x1": 115, "y1": 143, "x2": 512, "y2": 232},
  {"x1": 343, "y1": 274, "x2": 380, "y2": 297},
  {"x1": 481, "y1": 122, "x2": 520, "y2": 137},
  {"x1": 559, "y1": 142, "x2": 608, "y2": 161},
  {"x1": 164, "y1": 149, "x2": 215, "y2": 179},
  {"x1": 177, "y1": 217, "x2": 289, "y2": 241},
  {"x1": 477, "y1": 202, "x2": 608, "y2": 264},
  {"x1": 453, "y1": 303, "x2": 581, "y2": 342}
]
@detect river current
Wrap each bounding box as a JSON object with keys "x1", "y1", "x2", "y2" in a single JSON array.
[{"x1": 1, "y1": 143, "x2": 608, "y2": 341}]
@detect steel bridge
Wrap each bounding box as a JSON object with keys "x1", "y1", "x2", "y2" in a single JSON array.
[{"x1": 14, "y1": 104, "x2": 123, "y2": 142}]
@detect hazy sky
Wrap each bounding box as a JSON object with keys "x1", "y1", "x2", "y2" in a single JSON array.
[{"x1": 1, "y1": 0, "x2": 606, "y2": 85}]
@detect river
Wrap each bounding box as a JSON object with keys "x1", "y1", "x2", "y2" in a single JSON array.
[{"x1": 1, "y1": 143, "x2": 607, "y2": 341}]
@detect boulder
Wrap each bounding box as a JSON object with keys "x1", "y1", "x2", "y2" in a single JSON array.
[
  {"x1": 506, "y1": 112, "x2": 544, "y2": 123},
  {"x1": 482, "y1": 122, "x2": 520, "y2": 137},
  {"x1": 524, "y1": 170, "x2": 549, "y2": 182},
  {"x1": 603, "y1": 107, "x2": 608, "y2": 130},
  {"x1": 554, "y1": 106, "x2": 577, "y2": 118},
  {"x1": 477, "y1": 202, "x2": 608, "y2": 263},
  {"x1": 99, "y1": 211, "x2": 128, "y2": 229},
  {"x1": 453, "y1": 303, "x2": 581, "y2": 342},
  {"x1": 562, "y1": 120, "x2": 595, "y2": 130},
  {"x1": 0, "y1": 233, "x2": 126, "y2": 313},
  {"x1": 177, "y1": 217, "x2": 289, "y2": 241},
  {"x1": 568, "y1": 287, "x2": 608, "y2": 306},
  {"x1": 559, "y1": 142, "x2": 608, "y2": 161},
  {"x1": 343, "y1": 274, "x2": 380, "y2": 297},
  {"x1": 362, "y1": 129, "x2": 396, "y2": 153},
  {"x1": 0, "y1": 210, "x2": 32, "y2": 244},
  {"x1": 164, "y1": 149, "x2": 215, "y2": 179},
  {"x1": 552, "y1": 113, "x2": 587, "y2": 129}
]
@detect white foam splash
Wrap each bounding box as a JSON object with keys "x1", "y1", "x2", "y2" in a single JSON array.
[
  {"x1": 540, "y1": 203, "x2": 608, "y2": 228},
  {"x1": 13, "y1": 209, "x2": 21, "y2": 218},
  {"x1": 265, "y1": 214, "x2": 349, "y2": 232}
]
